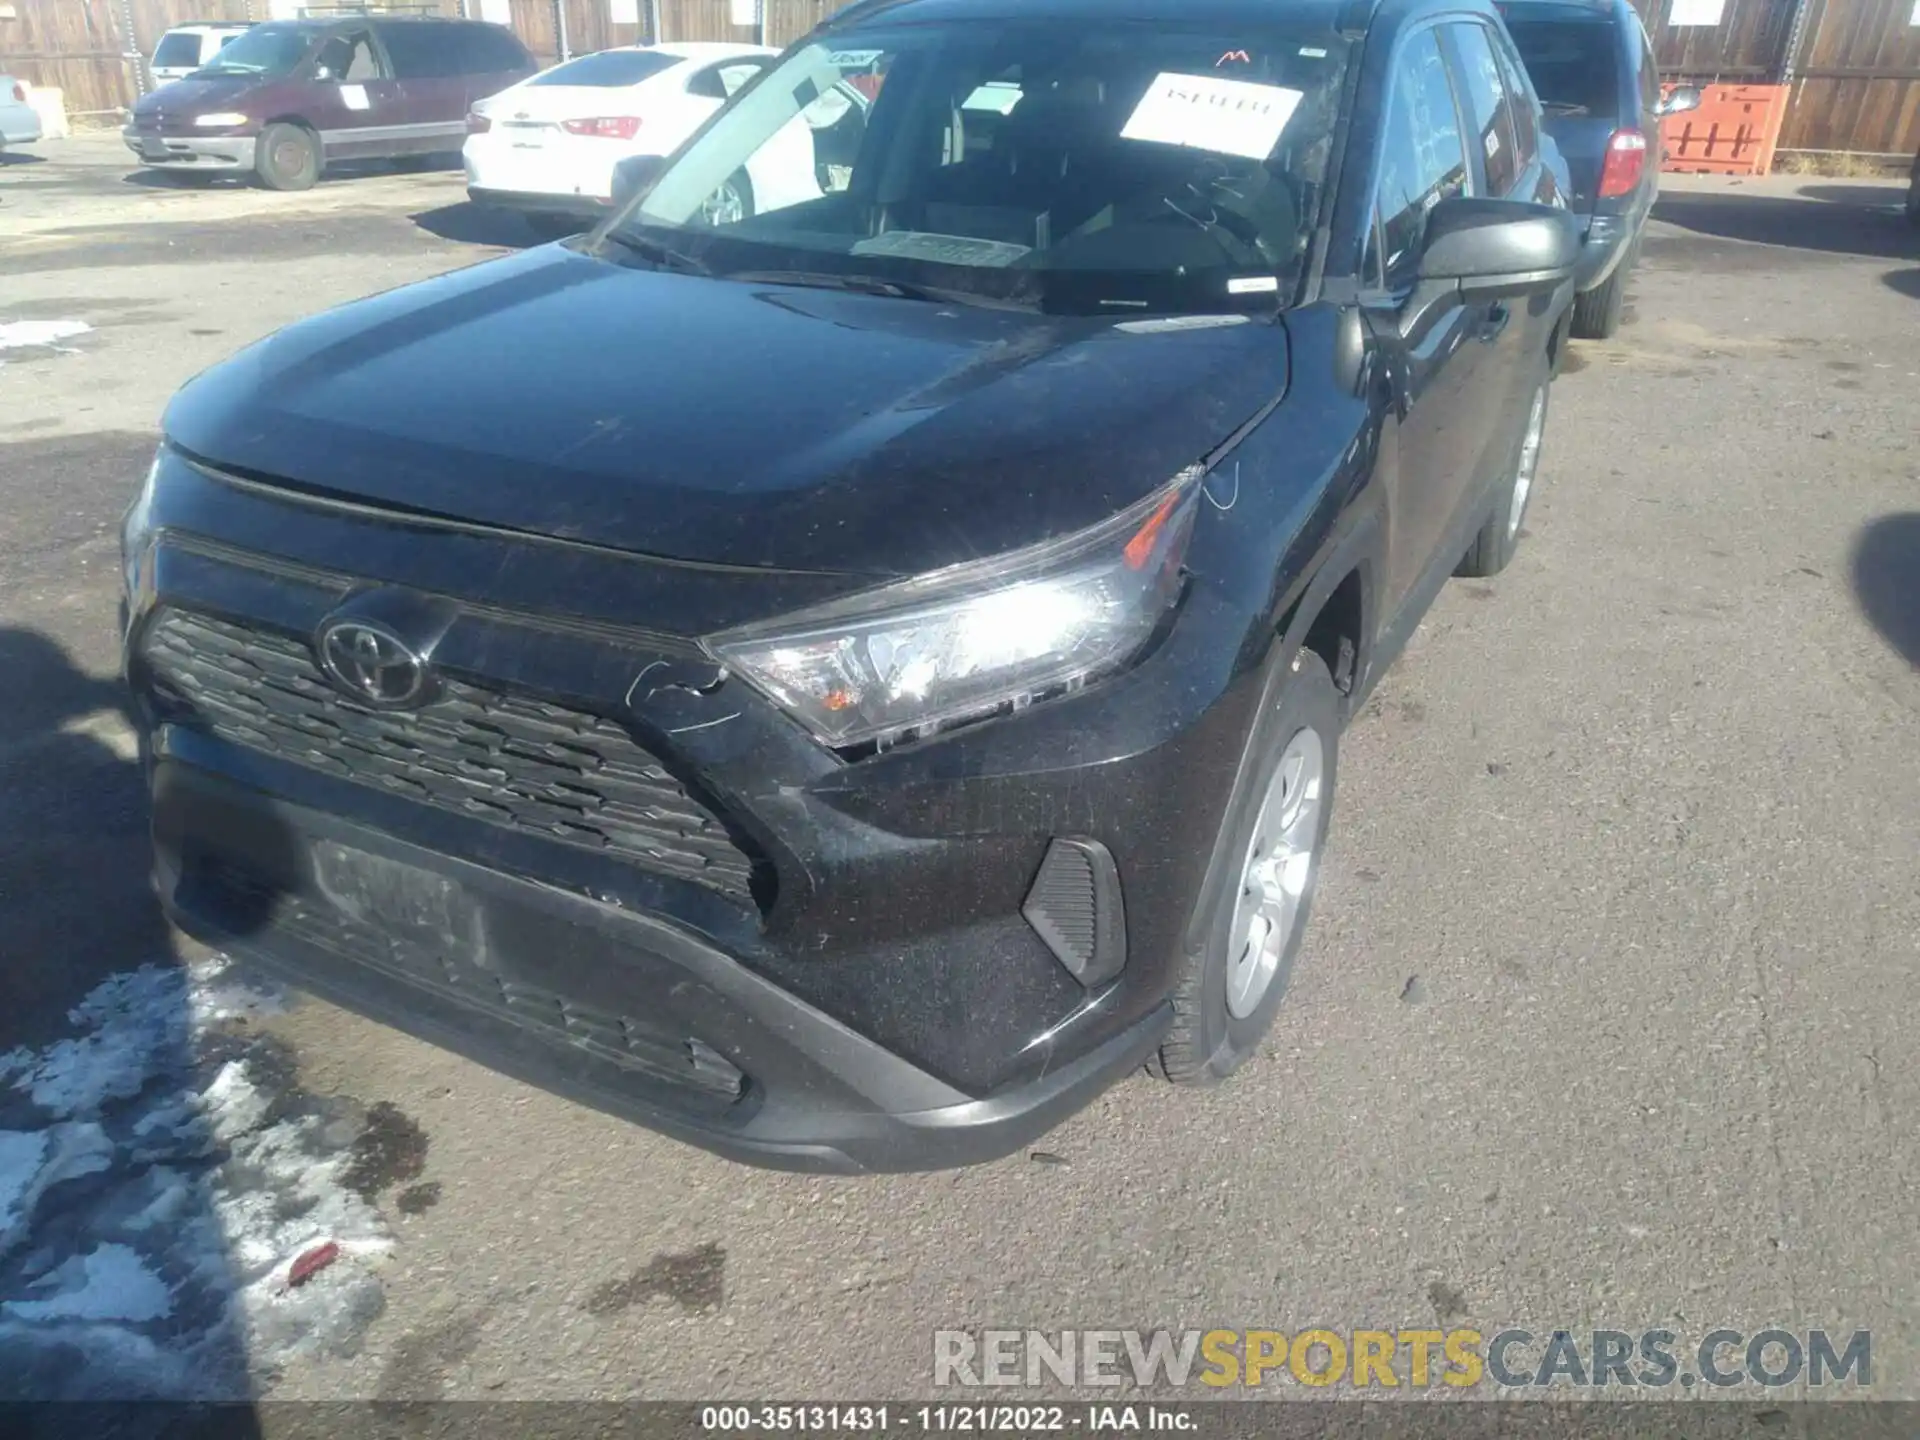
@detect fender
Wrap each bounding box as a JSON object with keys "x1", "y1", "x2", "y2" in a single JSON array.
[{"x1": 1272, "y1": 463, "x2": 1387, "y2": 727}]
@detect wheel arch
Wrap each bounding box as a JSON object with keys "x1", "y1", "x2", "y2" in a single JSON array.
[
  {"x1": 262, "y1": 115, "x2": 323, "y2": 156},
  {"x1": 1272, "y1": 497, "x2": 1383, "y2": 727}
]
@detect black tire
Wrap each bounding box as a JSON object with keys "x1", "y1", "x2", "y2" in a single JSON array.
[
  {"x1": 1570, "y1": 262, "x2": 1627, "y2": 340},
  {"x1": 255, "y1": 122, "x2": 320, "y2": 192},
  {"x1": 1457, "y1": 373, "x2": 1550, "y2": 579},
  {"x1": 1149, "y1": 649, "x2": 1341, "y2": 1087}
]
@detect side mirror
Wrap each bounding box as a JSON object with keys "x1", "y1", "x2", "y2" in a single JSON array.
[
  {"x1": 314, "y1": 65, "x2": 338, "y2": 83},
  {"x1": 1657, "y1": 85, "x2": 1703, "y2": 118},
  {"x1": 1418, "y1": 195, "x2": 1579, "y2": 301},
  {"x1": 610, "y1": 153, "x2": 668, "y2": 211},
  {"x1": 1395, "y1": 196, "x2": 1578, "y2": 342}
]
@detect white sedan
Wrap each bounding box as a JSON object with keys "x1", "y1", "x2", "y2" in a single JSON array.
[{"x1": 464, "y1": 43, "x2": 862, "y2": 235}]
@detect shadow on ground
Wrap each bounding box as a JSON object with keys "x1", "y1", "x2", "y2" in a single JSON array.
[
  {"x1": 1852, "y1": 514, "x2": 1920, "y2": 671},
  {"x1": 410, "y1": 200, "x2": 577, "y2": 249},
  {"x1": 120, "y1": 154, "x2": 460, "y2": 192},
  {"x1": 0, "y1": 151, "x2": 47, "y2": 167},
  {"x1": 1884, "y1": 268, "x2": 1920, "y2": 302},
  {"x1": 0, "y1": 629, "x2": 164, "y2": 1053},
  {"x1": 1651, "y1": 186, "x2": 1917, "y2": 261},
  {"x1": 1797, "y1": 182, "x2": 1911, "y2": 208}
]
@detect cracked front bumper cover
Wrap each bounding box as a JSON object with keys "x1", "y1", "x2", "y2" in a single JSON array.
[{"x1": 151, "y1": 754, "x2": 1174, "y2": 1174}]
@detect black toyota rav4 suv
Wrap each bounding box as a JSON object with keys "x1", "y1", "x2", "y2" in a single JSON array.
[{"x1": 125, "y1": 0, "x2": 1578, "y2": 1172}]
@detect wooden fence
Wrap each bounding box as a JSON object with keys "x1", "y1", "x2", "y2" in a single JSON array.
[
  {"x1": 4, "y1": 0, "x2": 1917, "y2": 155},
  {"x1": 1629, "y1": 0, "x2": 1920, "y2": 157}
]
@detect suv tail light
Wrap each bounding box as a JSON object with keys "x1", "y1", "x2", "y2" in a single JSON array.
[
  {"x1": 11, "y1": 83, "x2": 25, "y2": 104},
  {"x1": 561, "y1": 116, "x2": 643, "y2": 140},
  {"x1": 466, "y1": 110, "x2": 490, "y2": 135},
  {"x1": 1597, "y1": 129, "x2": 1649, "y2": 199}
]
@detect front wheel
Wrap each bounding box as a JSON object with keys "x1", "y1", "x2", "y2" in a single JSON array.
[
  {"x1": 1150, "y1": 649, "x2": 1341, "y2": 1086},
  {"x1": 1457, "y1": 377, "x2": 1549, "y2": 579},
  {"x1": 699, "y1": 170, "x2": 754, "y2": 227},
  {"x1": 255, "y1": 122, "x2": 320, "y2": 191}
]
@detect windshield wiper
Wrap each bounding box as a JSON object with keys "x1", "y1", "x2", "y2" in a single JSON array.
[
  {"x1": 727, "y1": 269, "x2": 949, "y2": 300},
  {"x1": 1541, "y1": 100, "x2": 1590, "y2": 115},
  {"x1": 726, "y1": 269, "x2": 1039, "y2": 310},
  {"x1": 596, "y1": 230, "x2": 711, "y2": 275}
]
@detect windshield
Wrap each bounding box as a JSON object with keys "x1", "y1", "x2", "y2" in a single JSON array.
[
  {"x1": 1497, "y1": 8, "x2": 1619, "y2": 114},
  {"x1": 153, "y1": 32, "x2": 207, "y2": 69},
  {"x1": 192, "y1": 24, "x2": 315, "y2": 79},
  {"x1": 594, "y1": 19, "x2": 1351, "y2": 315},
  {"x1": 530, "y1": 49, "x2": 679, "y2": 87}
]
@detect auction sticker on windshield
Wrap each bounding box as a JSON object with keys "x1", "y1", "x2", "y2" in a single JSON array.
[{"x1": 1121, "y1": 73, "x2": 1304, "y2": 160}]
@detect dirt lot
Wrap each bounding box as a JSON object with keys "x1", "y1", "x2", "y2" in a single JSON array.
[{"x1": 2, "y1": 133, "x2": 1918, "y2": 1402}]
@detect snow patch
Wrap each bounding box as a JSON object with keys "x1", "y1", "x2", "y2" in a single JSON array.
[
  {"x1": 0, "y1": 318, "x2": 92, "y2": 358},
  {"x1": 0, "y1": 958, "x2": 395, "y2": 1398},
  {"x1": 7, "y1": 1244, "x2": 173, "y2": 1323}
]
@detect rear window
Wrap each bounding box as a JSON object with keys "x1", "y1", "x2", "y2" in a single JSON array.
[
  {"x1": 529, "y1": 50, "x2": 678, "y2": 88},
  {"x1": 153, "y1": 32, "x2": 205, "y2": 68},
  {"x1": 379, "y1": 22, "x2": 496, "y2": 78},
  {"x1": 1497, "y1": 6, "x2": 1620, "y2": 115}
]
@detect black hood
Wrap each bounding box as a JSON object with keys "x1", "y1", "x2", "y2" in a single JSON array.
[{"x1": 164, "y1": 245, "x2": 1289, "y2": 576}]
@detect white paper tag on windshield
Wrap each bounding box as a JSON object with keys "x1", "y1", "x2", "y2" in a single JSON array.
[
  {"x1": 1121, "y1": 73, "x2": 1303, "y2": 160},
  {"x1": 340, "y1": 84, "x2": 370, "y2": 112}
]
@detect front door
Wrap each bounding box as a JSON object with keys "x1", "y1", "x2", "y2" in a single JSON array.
[
  {"x1": 309, "y1": 28, "x2": 401, "y2": 159},
  {"x1": 1361, "y1": 26, "x2": 1497, "y2": 620}
]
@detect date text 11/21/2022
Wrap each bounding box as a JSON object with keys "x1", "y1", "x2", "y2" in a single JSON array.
[{"x1": 699, "y1": 1406, "x2": 1195, "y2": 1432}]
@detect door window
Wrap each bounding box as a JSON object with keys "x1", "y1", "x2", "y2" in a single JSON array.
[
  {"x1": 1447, "y1": 22, "x2": 1520, "y2": 196},
  {"x1": 1368, "y1": 28, "x2": 1471, "y2": 288},
  {"x1": 316, "y1": 30, "x2": 381, "y2": 83},
  {"x1": 1489, "y1": 29, "x2": 1539, "y2": 169},
  {"x1": 686, "y1": 59, "x2": 771, "y2": 100}
]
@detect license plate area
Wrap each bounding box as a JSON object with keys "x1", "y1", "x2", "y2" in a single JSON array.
[{"x1": 311, "y1": 840, "x2": 486, "y2": 957}]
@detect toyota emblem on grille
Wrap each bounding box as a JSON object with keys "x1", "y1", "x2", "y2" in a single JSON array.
[{"x1": 316, "y1": 618, "x2": 430, "y2": 708}]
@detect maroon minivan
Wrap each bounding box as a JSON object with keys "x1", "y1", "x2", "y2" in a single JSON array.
[{"x1": 123, "y1": 16, "x2": 535, "y2": 190}]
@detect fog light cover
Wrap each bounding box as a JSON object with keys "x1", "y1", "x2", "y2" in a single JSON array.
[{"x1": 1022, "y1": 838, "x2": 1127, "y2": 989}]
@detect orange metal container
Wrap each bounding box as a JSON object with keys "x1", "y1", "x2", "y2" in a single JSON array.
[{"x1": 1659, "y1": 84, "x2": 1790, "y2": 177}]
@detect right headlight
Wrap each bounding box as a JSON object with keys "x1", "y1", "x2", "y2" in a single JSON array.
[
  {"x1": 121, "y1": 448, "x2": 162, "y2": 601},
  {"x1": 705, "y1": 468, "x2": 1203, "y2": 750}
]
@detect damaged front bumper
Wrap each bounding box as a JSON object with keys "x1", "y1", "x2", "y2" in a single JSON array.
[{"x1": 125, "y1": 455, "x2": 1258, "y2": 1172}]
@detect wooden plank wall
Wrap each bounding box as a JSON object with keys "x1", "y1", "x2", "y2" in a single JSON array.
[
  {"x1": 1631, "y1": 0, "x2": 1801, "y2": 81},
  {"x1": 1779, "y1": 0, "x2": 1920, "y2": 153},
  {"x1": 2, "y1": 0, "x2": 143, "y2": 115}
]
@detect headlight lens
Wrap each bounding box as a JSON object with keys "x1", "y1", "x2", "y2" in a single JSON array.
[
  {"x1": 193, "y1": 112, "x2": 250, "y2": 127},
  {"x1": 121, "y1": 449, "x2": 161, "y2": 598},
  {"x1": 706, "y1": 469, "x2": 1203, "y2": 749}
]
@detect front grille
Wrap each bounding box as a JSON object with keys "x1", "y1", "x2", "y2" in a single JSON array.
[
  {"x1": 143, "y1": 609, "x2": 759, "y2": 903},
  {"x1": 194, "y1": 860, "x2": 748, "y2": 1110}
]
